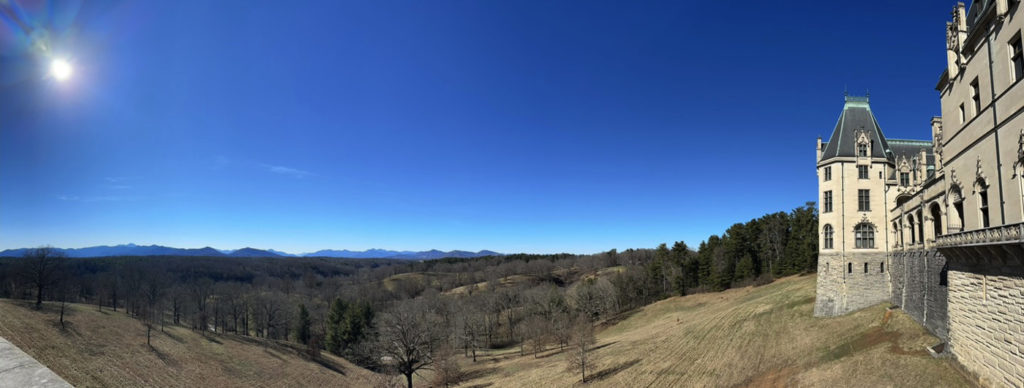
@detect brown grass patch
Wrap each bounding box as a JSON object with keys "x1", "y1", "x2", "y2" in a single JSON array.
[
  {"x1": 0, "y1": 299, "x2": 379, "y2": 387},
  {"x1": 449, "y1": 275, "x2": 971, "y2": 387}
]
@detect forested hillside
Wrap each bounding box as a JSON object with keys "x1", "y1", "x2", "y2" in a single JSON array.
[{"x1": 0, "y1": 203, "x2": 817, "y2": 386}]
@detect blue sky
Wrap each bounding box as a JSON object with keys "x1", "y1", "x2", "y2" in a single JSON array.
[{"x1": 0, "y1": 1, "x2": 955, "y2": 254}]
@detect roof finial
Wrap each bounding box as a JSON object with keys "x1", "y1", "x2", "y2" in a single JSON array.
[
  {"x1": 844, "y1": 84, "x2": 848, "y2": 97},
  {"x1": 865, "y1": 89, "x2": 870, "y2": 101}
]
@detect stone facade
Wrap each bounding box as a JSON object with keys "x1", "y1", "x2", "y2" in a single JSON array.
[
  {"x1": 889, "y1": 249, "x2": 948, "y2": 340},
  {"x1": 814, "y1": 252, "x2": 889, "y2": 316},
  {"x1": 947, "y1": 266, "x2": 1024, "y2": 387},
  {"x1": 813, "y1": 95, "x2": 916, "y2": 317},
  {"x1": 814, "y1": 2, "x2": 1024, "y2": 385}
]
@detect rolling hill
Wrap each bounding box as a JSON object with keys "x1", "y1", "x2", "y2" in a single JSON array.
[
  {"x1": 447, "y1": 275, "x2": 975, "y2": 387},
  {"x1": 0, "y1": 300, "x2": 380, "y2": 387}
]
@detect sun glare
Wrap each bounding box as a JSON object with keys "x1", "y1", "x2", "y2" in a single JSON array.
[{"x1": 50, "y1": 58, "x2": 73, "y2": 81}]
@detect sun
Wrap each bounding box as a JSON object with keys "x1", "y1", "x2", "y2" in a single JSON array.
[{"x1": 50, "y1": 58, "x2": 73, "y2": 81}]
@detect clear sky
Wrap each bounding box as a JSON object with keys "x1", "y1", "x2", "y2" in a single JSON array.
[{"x1": 0, "y1": 1, "x2": 957, "y2": 254}]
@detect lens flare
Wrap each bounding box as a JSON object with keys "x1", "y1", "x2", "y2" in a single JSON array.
[{"x1": 50, "y1": 58, "x2": 72, "y2": 81}]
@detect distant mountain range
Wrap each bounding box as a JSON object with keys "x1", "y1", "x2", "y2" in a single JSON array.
[{"x1": 0, "y1": 244, "x2": 501, "y2": 260}]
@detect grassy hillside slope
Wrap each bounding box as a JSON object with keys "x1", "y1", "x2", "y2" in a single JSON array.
[
  {"x1": 456, "y1": 275, "x2": 975, "y2": 387},
  {"x1": 0, "y1": 300, "x2": 378, "y2": 387}
]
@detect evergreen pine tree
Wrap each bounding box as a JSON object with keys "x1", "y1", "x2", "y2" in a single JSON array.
[{"x1": 294, "y1": 304, "x2": 312, "y2": 345}]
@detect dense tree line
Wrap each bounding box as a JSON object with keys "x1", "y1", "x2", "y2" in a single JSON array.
[{"x1": 0, "y1": 203, "x2": 816, "y2": 387}]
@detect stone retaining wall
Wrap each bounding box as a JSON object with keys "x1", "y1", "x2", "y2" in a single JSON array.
[
  {"x1": 888, "y1": 249, "x2": 948, "y2": 340},
  {"x1": 814, "y1": 252, "x2": 890, "y2": 317},
  {"x1": 945, "y1": 255, "x2": 1024, "y2": 387}
]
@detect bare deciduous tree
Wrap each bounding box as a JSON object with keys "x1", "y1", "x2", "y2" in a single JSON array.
[
  {"x1": 375, "y1": 299, "x2": 442, "y2": 388},
  {"x1": 566, "y1": 317, "x2": 598, "y2": 383},
  {"x1": 20, "y1": 247, "x2": 68, "y2": 309}
]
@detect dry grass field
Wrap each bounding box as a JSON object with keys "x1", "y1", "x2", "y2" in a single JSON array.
[
  {"x1": 444, "y1": 275, "x2": 541, "y2": 295},
  {"x1": 0, "y1": 274, "x2": 978, "y2": 388},
  {"x1": 0, "y1": 300, "x2": 379, "y2": 387},
  {"x1": 454, "y1": 274, "x2": 976, "y2": 388},
  {"x1": 382, "y1": 271, "x2": 456, "y2": 292}
]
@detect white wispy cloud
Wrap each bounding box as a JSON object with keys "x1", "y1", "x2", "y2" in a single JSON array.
[
  {"x1": 58, "y1": 195, "x2": 139, "y2": 202},
  {"x1": 264, "y1": 164, "x2": 316, "y2": 178}
]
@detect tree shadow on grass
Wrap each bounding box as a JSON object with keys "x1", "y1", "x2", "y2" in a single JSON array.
[
  {"x1": 587, "y1": 358, "x2": 641, "y2": 383},
  {"x1": 162, "y1": 330, "x2": 186, "y2": 344},
  {"x1": 600, "y1": 308, "x2": 643, "y2": 328},
  {"x1": 262, "y1": 348, "x2": 286, "y2": 361},
  {"x1": 149, "y1": 344, "x2": 180, "y2": 367},
  {"x1": 535, "y1": 348, "x2": 565, "y2": 359},
  {"x1": 590, "y1": 341, "x2": 617, "y2": 352},
  {"x1": 461, "y1": 366, "x2": 501, "y2": 382},
  {"x1": 51, "y1": 319, "x2": 81, "y2": 337},
  {"x1": 311, "y1": 357, "x2": 347, "y2": 375}
]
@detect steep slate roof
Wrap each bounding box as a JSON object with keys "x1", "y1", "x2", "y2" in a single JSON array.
[
  {"x1": 888, "y1": 139, "x2": 935, "y2": 180},
  {"x1": 820, "y1": 96, "x2": 893, "y2": 161}
]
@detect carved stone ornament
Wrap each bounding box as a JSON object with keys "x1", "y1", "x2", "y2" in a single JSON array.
[
  {"x1": 947, "y1": 22, "x2": 958, "y2": 51},
  {"x1": 975, "y1": 155, "x2": 987, "y2": 188},
  {"x1": 898, "y1": 156, "x2": 911, "y2": 172},
  {"x1": 947, "y1": 169, "x2": 963, "y2": 205},
  {"x1": 1017, "y1": 129, "x2": 1024, "y2": 164}
]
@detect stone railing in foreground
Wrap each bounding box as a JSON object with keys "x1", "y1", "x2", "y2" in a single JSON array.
[
  {"x1": 0, "y1": 337, "x2": 72, "y2": 388},
  {"x1": 935, "y1": 222, "x2": 1024, "y2": 248}
]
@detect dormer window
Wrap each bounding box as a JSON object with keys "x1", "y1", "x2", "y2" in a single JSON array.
[
  {"x1": 858, "y1": 143, "x2": 868, "y2": 157},
  {"x1": 900, "y1": 172, "x2": 910, "y2": 186}
]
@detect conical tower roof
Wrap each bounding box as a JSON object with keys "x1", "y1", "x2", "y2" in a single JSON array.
[{"x1": 819, "y1": 95, "x2": 892, "y2": 162}]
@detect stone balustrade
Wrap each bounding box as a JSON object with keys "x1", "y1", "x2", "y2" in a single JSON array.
[{"x1": 934, "y1": 222, "x2": 1024, "y2": 248}]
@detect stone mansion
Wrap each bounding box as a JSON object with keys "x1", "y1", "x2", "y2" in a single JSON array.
[{"x1": 813, "y1": 1, "x2": 1024, "y2": 386}]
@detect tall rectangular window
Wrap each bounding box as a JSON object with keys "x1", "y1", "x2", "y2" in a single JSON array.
[
  {"x1": 971, "y1": 78, "x2": 981, "y2": 116},
  {"x1": 857, "y1": 143, "x2": 868, "y2": 157},
  {"x1": 823, "y1": 191, "x2": 833, "y2": 213},
  {"x1": 864, "y1": 262, "x2": 868, "y2": 273},
  {"x1": 858, "y1": 189, "x2": 870, "y2": 211},
  {"x1": 824, "y1": 166, "x2": 831, "y2": 181},
  {"x1": 980, "y1": 189, "x2": 990, "y2": 228},
  {"x1": 1011, "y1": 34, "x2": 1023, "y2": 83},
  {"x1": 858, "y1": 165, "x2": 869, "y2": 179},
  {"x1": 900, "y1": 172, "x2": 910, "y2": 186},
  {"x1": 960, "y1": 103, "x2": 965, "y2": 123}
]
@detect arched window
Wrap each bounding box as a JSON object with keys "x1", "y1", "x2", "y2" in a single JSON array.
[
  {"x1": 822, "y1": 224, "x2": 834, "y2": 250},
  {"x1": 979, "y1": 187, "x2": 990, "y2": 228},
  {"x1": 930, "y1": 202, "x2": 943, "y2": 238},
  {"x1": 949, "y1": 186, "x2": 965, "y2": 233},
  {"x1": 854, "y1": 223, "x2": 875, "y2": 249},
  {"x1": 907, "y1": 215, "x2": 916, "y2": 245}
]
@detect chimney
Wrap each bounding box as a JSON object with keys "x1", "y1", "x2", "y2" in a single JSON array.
[{"x1": 817, "y1": 137, "x2": 823, "y2": 162}]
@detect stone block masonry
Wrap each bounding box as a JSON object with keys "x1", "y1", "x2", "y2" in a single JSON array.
[
  {"x1": 889, "y1": 249, "x2": 948, "y2": 340},
  {"x1": 814, "y1": 252, "x2": 890, "y2": 317},
  {"x1": 944, "y1": 255, "x2": 1024, "y2": 388}
]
